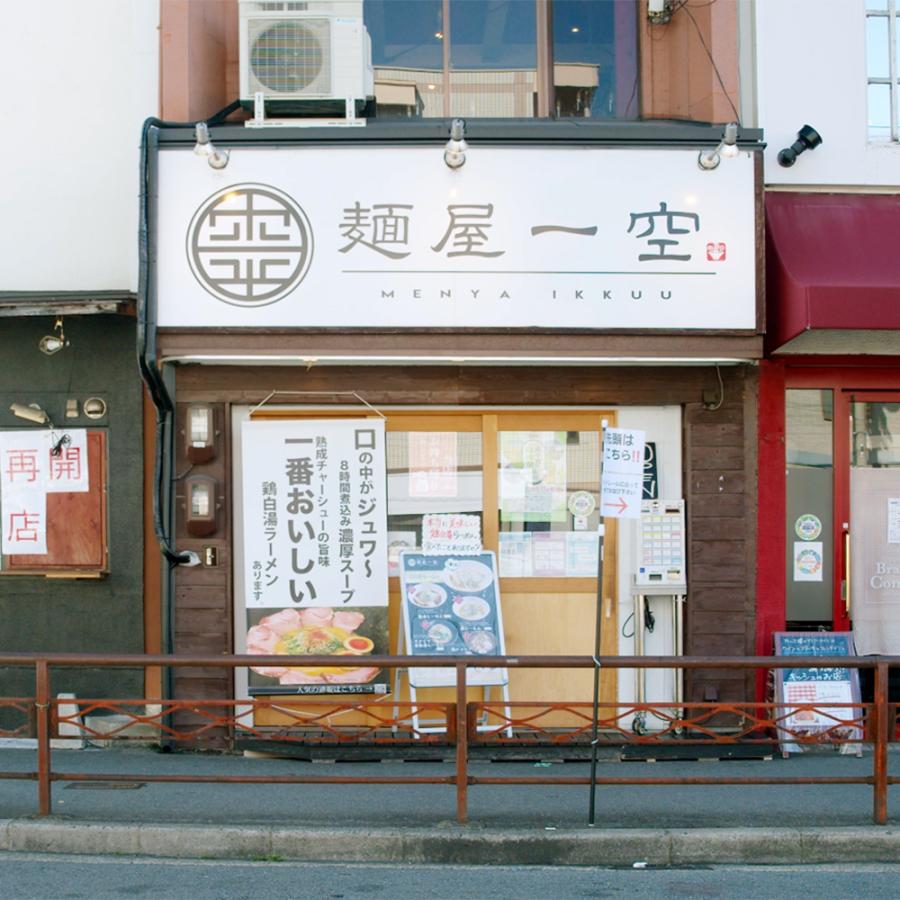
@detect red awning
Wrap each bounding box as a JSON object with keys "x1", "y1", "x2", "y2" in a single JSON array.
[{"x1": 766, "y1": 192, "x2": 900, "y2": 351}]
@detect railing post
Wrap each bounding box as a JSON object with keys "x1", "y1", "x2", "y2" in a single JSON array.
[
  {"x1": 874, "y1": 661, "x2": 889, "y2": 826},
  {"x1": 35, "y1": 660, "x2": 51, "y2": 816},
  {"x1": 455, "y1": 662, "x2": 468, "y2": 824}
]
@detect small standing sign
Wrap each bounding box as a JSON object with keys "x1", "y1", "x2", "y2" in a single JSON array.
[{"x1": 773, "y1": 632, "x2": 862, "y2": 756}]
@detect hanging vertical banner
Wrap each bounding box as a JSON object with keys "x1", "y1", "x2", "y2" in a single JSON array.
[
  {"x1": 0, "y1": 429, "x2": 90, "y2": 555},
  {"x1": 600, "y1": 427, "x2": 646, "y2": 519},
  {"x1": 241, "y1": 419, "x2": 389, "y2": 695}
]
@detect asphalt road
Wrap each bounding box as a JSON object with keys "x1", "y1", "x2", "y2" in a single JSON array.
[{"x1": 5, "y1": 855, "x2": 900, "y2": 899}]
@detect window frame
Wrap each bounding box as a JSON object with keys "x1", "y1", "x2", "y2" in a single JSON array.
[{"x1": 866, "y1": 3, "x2": 899, "y2": 141}]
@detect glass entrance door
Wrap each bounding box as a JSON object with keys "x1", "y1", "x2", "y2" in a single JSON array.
[{"x1": 848, "y1": 396, "x2": 900, "y2": 654}]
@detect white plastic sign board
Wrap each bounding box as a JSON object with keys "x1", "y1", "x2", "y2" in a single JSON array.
[{"x1": 157, "y1": 147, "x2": 756, "y2": 330}]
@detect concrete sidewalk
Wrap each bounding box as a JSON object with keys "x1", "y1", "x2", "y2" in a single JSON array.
[{"x1": 0, "y1": 747, "x2": 898, "y2": 865}]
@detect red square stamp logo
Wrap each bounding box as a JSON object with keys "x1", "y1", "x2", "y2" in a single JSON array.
[{"x1": 706, "y1": 242, "x2": 726, "y2": 262}]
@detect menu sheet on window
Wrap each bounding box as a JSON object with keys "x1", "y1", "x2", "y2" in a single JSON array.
[{"x1": 399, "y1": 551, "x2": 508, "y2": 688}]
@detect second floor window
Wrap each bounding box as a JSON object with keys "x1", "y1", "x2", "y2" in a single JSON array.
[
  {"x1": 365, "y1": 0, "x2": 638, "y2": 120},
  {"x1": 866, "y1": 2, "x2": 900, "y2": 140}
]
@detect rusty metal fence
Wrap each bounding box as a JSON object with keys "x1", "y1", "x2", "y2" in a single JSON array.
[{"x1": 0, "y1": 653, "x2": 896, "y2": 824}]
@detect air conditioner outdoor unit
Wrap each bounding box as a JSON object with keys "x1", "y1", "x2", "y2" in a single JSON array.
[{"x1": 239, "y1": 0, "x2": 374, "y2": 117}]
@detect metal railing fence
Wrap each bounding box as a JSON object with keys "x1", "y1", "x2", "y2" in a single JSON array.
[{"x1": 0, "y1": 653, "x2": 895, "y2": 825}]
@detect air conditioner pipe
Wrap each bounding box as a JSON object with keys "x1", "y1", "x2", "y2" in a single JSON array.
[{"x1": 138, "y1": 103, "x2": 238, "y2": 719}]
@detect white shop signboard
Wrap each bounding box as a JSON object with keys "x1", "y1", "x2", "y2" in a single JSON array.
[{"x1": 156, "y1": 146, "x2": 756, "y2": 330}]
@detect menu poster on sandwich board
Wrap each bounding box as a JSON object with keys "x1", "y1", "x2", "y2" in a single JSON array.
[
  {"x1": 399, "y1": 550, "x2": 508, "y2": 688},
  {"x1": 773, "y1": 631, "x2": 862, "y2": 755}
]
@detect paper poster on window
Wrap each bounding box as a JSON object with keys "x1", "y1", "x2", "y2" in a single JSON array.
[
  {"x1": 888, "y1": 498, "x2": 900, "y2": 545},
  {"x1": 793, "y1": 541, "x2": 823, "y2": 582},
  {"x1": 0, "y1": 428, "x2": 90, "y2": 555},
  {"x1": 565, "y1": 533, "x2": 599, "y2": 576},
  {"x1": 422, "y1": 514, "x2": 481, "y2": 554},
  {"x1": 387, "y1": 530, "x2": 417, "y2": 577},
  {"x1": 499, "y1": 432, "x2": 567, "y2": 523},
  {"x1": 498, "y1": 533, "x2": 532, "y2": 577},
  {"x1": 531, "y1": 532, "x2": 567, "y2": 577},
  {"x1": 408, "y1": 432, "x2": 458, "y2": 498}
]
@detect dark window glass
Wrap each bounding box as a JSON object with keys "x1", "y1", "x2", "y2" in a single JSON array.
[
  {"x1": 552, "y1": 0, "x2": 638, "y2": 119},
  {"x1": 785, "y1": 390, "x2": 833, "y2": 627},
  {"x1": 366, "y1": 0, "x2": 444, "y2": 118},
  {"x1": 366, "y1": 0, "x2": 638, "y2": 120}
]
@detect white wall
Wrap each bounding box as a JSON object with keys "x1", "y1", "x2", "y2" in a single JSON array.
[
  {"x1": 0, "y1": 1, "x2": 159, "y2": 292},
  {"x1": 756, "y1": 0, "x2": 900, "y2": 187}
]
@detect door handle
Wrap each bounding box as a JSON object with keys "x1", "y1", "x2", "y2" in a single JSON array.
[{"x1": 842, "y1": 528, "x2": 851, "y2": 618}]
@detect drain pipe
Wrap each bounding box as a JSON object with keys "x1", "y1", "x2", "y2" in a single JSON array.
[{"x1": 137, "y1": 104, "x2": 239, "y2": 683}]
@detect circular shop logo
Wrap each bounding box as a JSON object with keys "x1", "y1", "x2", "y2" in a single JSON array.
[{"x1": 186, "y1": 183, "x2": 313, "y2": 307}]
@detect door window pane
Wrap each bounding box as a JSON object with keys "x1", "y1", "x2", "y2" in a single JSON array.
[
  {"x1": 497, "y1": 430, "x2": 600, "y2": 577},
  {"x1": 386, "y1": 431, "x2": 483, "y2": 572},
  {"x1": 785, "y1": 390, "x2": 833, "y2": 625},
  {"x1": 850, "y1": 401, "x2": 900, "y2": 654},
  {"x1": 852, "y1": 401, "x2": 900, "y2": 467}
]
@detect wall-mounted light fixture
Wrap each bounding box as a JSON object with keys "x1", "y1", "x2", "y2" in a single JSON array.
[
  {"x1": 185, "y1": 474, "x2": 218, "y2": 537},
  {"x1": 444, "y1": 118, "x2": 467, "y2": 169},
  {"x1": 648, "y1": 0, "x2": 673, "y2": 25},
  {"x1": 10, "y1": 402, "x2": 52, "y2": 426},
  {"x1": 39, "y1": 317, "x2": 68, "y2": 356},
  {"x1": 194, "y1": 122, "x2": 230, "y2": 170},
  {"x1": 186, "y1": 403, "x2": 217, "y2": 463},
  {"x1": 777, "y1": 125, "x2": 822, "y2": 168},
  {"x1": 698, "y1": 122, "x2": 740, "y2": 170},
  {"x1": 83, "y1": 397, "x2": 108, "y2": 420}
]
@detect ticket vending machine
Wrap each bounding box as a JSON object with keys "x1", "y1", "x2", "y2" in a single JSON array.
[{"x1": 631, "y1": 499, "x2": 687, "y2": 732}]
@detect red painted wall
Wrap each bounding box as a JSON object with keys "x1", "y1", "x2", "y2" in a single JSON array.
[{"x1": 755, "y1": 360, "x2": 786, "y2": 698}]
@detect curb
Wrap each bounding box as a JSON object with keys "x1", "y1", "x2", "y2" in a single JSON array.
[{"x1": 1, "y1": 821, "x2": 899, "y2": 865}]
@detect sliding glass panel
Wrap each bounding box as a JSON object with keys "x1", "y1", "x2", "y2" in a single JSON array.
[
  {"x1": 386, "y1": 430, "x2": 483, "y2": 572},
  {"x1": 497, "y1": 429, "x2": 601, "y2": 577}
]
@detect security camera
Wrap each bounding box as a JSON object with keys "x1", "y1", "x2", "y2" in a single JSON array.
[{"x1": 777, "y1": 125, "x2": 823, "y2": 167}]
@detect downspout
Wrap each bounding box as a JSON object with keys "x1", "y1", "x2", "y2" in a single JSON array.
[{"x1": 137, "y1": 105, "x2": 240, "y2": 674}]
